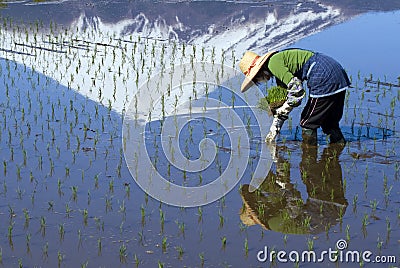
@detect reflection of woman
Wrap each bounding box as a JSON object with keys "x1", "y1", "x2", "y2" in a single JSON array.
[{"x1": 240, "y1": 142, "x2": 347, "y2": 234}]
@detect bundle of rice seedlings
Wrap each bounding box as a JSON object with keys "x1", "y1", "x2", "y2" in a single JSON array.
[{"x1": 258, "y1": 86, "x2": 287, "y2": 112}]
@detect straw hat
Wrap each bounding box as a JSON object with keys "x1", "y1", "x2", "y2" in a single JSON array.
[{"x1": 239, "y1": 51, "x2": 276, "y2": 92}]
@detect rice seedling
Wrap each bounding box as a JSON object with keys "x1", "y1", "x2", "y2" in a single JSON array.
[
  {"x1": 281, "y1": 234, "x2": 288, "y2": 247},
  {"x1": 370, "y1": 199, "x2": 378, "y2": 216},
  {"x1": 2, "y1": 161, "x2": 6, "y2": 176},
  {"x1": 376, "y1": 235, "x2": 384, "y2": 254},
  {"x1": 58, "y1": 223, "x2": 65, "y2": 241},
  {"x1": 303, "y1": 216, "x2": 312, "y2": 229},
  {"x1": 362, "y1": 214, "x2": 369, "y2": 237},
  {"x1": 176, "y1": 245, "x2": 184, "y2": 260},
  {"x1": 81, "y1": 261, "x2": 89, "y2": 268},
  {"x1": 71, "y1": 186, "x2": 78, "y2": 201},
  {"x1": 162, "y1": 236, "x2": 168, "y2": 253},
  {"x1": 199, "y1": 229, "x2": 203, "y2": 241},
  {"x1": 97, "y1": 238, "x2": 102, "y2": 256},
  {"x1": 65, "y1": 203, "x2": 72, "y2": 217},
  {"x1": 140, "y1": 204, "x2": 146, "y2": 225},
  {"x1": 25, "y1": 233, "x2": 32, "y2": 252},
  {"x1": 108, "y1": 179, "x2": 114, "y2": 194},
  {"x1": 159, "y1": 209, "x2": 165, "y2": 233},
  {"x1": 77, "y1": 229, "x2": 82, "y2": 248},
  {"x1": 16, "y1": 186, "x2": 23, "y2": 200},
  {"x1": 2, "y1": 181, "x2": 7, "y2": 196},
  {"x1": 7, "y1": 222, "x2": 14, "y2": 245},
  {"x1": 125, "y1": 183, "x2": 131, "y2": 198},
  {"x1": 219, "y1": 210, "x2": 225, "y2": 228},
  {"x1": 94, "y1": 173, "x2": 99, "y2": 188},
  {"x1": 345, "y1": 224, "x2": 351, "y2": 241},
  {"x1": 386, "y1": 217, "x2": 391, "y2": 243},
  {"x1": 40, "y1": 216, "x2": 46, "y2": 237},
  {"x1": 134, "y1": 254, "x2": 140, "y2": 267},
  {"x1": 199, "y1": 252, "x2": 205, "y2": 267},
  {"x1": 176, "y1": 220, "x2": 185, "y2": 236},
  {"x1": 338, "y1": 206, "x2": 345, "y2": 224},
  {"x1": 138, "y1": 230, "x2": 145, "y2": 246},
  {"x1": 244, "y1": 238, "x2": 249, "y2": 256},
  {"x1": 324, "y1": 223, "x2": 331, "y2": 239},
  {"x1": 42, "y1": 242, "x2": 48, "y2": 260},
  {"x1": 47, "y1": 201, "x2": 54, "y2": 211},
  {"x1": 22, "y1": 208, "x2": 30, "y2": 228},
  {"x1": 58, "y1": 251, "x2": 64, "y2": 267},
  {"x1": 221, "y1": 236, "x2": 227, "y2": 249},
  {"x1": 197, "y1": 206, "x2": 203, "y2": 223},
  {"x1": 307, "y1": 237, "x2": 314, "y2": 251},
  {"x1": 352, "y1": 194, "x2": 358, "y2": 214},
  {"x1": 119, "y1": 243, "x2": 127, "y2": 263}
]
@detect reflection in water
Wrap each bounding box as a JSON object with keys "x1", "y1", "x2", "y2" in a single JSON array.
[
  {"x1": 240, "y1": 142, "x2": 348, "y2": 234},
  {"x1": 1, "y1": 0, "x2": 399, "y2": 54}
]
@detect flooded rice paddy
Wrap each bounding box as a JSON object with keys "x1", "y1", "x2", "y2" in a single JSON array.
[{"x1": 0, "y1": 1, "x2": 399, "y2": 267}]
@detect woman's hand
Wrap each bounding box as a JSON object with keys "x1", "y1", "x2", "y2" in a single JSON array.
[{"x1": 265, "y1": 102, "x2": 293, "y2": 142}]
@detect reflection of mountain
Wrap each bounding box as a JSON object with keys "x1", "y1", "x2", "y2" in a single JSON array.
[
  {"x1": 1, "y1": 0, "x2": 400, "y2": 52},
  {"x1": 1, "y1": 0, "x2": 399, "y2": 115},
  {"x1": 66, "y1": 3, "x2": 343, "y2": 53}
]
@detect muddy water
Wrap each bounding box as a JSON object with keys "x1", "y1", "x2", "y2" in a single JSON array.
[{"x1": 0, "y1": 3, "x2": 399, "y2": 268}]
